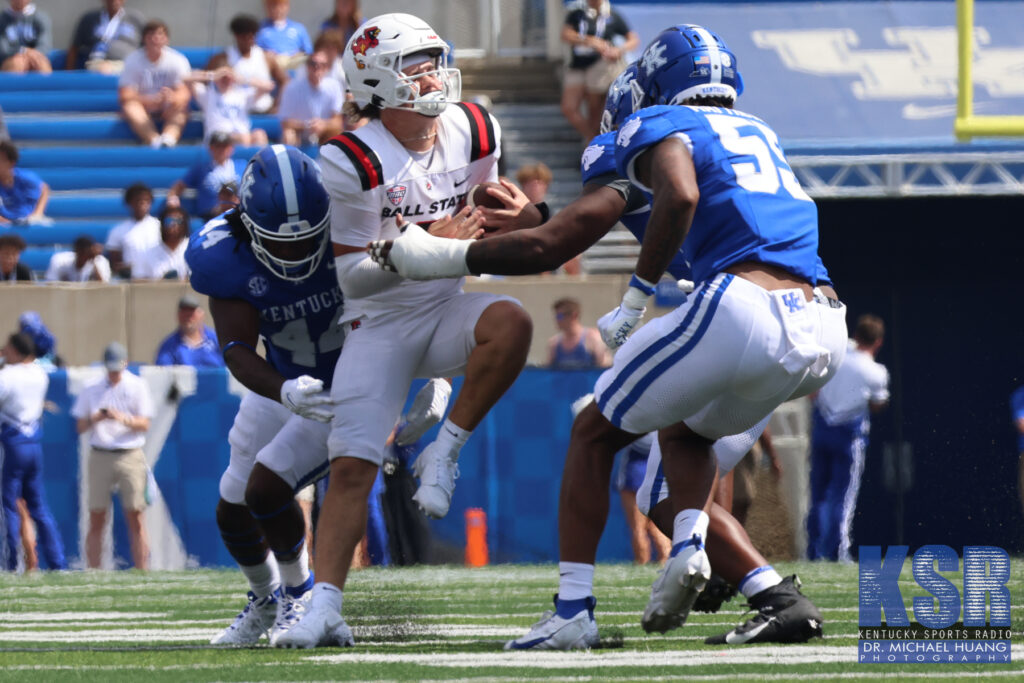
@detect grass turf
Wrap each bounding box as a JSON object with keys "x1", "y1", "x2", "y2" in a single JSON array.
[{"x1": 1, "y1": 559, "x2": 1021, "y2": 681}]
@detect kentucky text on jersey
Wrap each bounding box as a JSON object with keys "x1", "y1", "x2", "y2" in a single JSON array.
[{"x1": 261, "y1": 287, "x2": 344, "y2": 323}]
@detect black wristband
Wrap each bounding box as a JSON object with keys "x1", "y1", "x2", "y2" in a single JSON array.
[{"x1": 534, "y1": 201, "x2": 550, "y2": 224}]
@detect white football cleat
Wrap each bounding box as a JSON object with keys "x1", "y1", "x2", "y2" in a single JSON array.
[
  {"x1": 642, "y1": 535, "x2": 711, "y2": 634},
  {"x1": 268, "y1": 585, "x2": 312, "y2": 644},
  {"x1": 210, "y1": 590, "x2": 278, "y2": 645},
  {"x1": 272, "y1": 603, "x2": 354, "y2": 649},
  {"x1": 504, "y1": 596, "x2": 599, "y2": 651},
  {"x1": 411, "y1": 441, "x2": 459, "y2": 519}
]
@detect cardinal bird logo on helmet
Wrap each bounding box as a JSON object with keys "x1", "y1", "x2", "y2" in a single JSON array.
[{"x1": 351, "y1": 26, "x2": 380, "y2": 69}]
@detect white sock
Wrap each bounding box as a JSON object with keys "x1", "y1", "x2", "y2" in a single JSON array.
[
  {"x1": 672, "y1": 509, "x2": 710, "y2": 547},
  {"x1": 739, "y1": 566, "x2": 783, "y2": 599},
  {"x1": 557, "y1": 562, "x2": 595, "y2": 600},
  {"x1": 312, "y1": 582, "x2": 343, "y2": 613},
  {"x1": 240, "y1": 556, "x2": 280, "y2": 598},
  {"x1": 277, "y1": 545, "x2": 311, "y2": 591},
  {"x1": 434, "y1": 418, "x2": 471, "y2": 457}
]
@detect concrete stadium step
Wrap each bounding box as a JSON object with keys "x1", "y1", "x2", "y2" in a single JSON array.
[{"x1": 460, "y1": 58, "x2": 561, "y2": 103}]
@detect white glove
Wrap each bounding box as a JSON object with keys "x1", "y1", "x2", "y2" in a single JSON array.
[
  {"x1": 280, "y1": 375, "x2": 336, "y2": 423},
  {"x1": 368, "y1": 223, "x2": 472, "y2": 280},
  {"x1": 396, "y1": 378, "x2": 452, "y2": 446},
  {"x1": 677, "y1": 278, "x2": 695, "y2": 293},
  {"x1": 598, "y1": 277, "x2": 653, "y2": 349},
  {"x1": 570, "y1": 393, "x2": 595, "y2": 418}
]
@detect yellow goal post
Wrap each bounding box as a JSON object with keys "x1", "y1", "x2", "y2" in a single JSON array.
[{"x1": 955, "y1": 0, "x2": 1024, "y2": 140}]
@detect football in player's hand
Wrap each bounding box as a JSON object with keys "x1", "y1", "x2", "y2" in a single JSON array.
[{"x1": 467, "y1": 182, "x2": 507, "y2": 210}]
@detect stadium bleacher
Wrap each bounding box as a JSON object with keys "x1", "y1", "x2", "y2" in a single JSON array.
[{"x1": 0, "y1": 47, "x2": 263, "y2": 275}]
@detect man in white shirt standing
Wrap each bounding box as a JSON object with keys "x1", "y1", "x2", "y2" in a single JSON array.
[
  {"x1": 117, "y1": 19, "x2": 191, "y2": 148},
  {"x1": 71, "y1": 342, "x2": 154, "y2": 570},
  {"x1": 807, "y1": 314, "x2": 889, "y2": 563},
  {"x1": 1, "y1": 332, "x2": 66, "y2": 571}
]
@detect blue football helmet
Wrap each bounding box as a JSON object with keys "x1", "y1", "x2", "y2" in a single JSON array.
[
  {"x1": 600, "y1": 62, "x2": 643, "y2": 134},
  {"x1": 239, "y1": 145, "x2": 330, "y2": 282},
  {"x1": 636, "y1": 24, "x2": 744, "y2": 107}
]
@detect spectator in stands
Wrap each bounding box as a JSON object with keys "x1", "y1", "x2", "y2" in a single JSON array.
[
  {"x1": 613, "y1": 434, "x2": 670, "y2": 565},
  {"x1": 217, "y1": 13, "x2": 286, "y2": 114},
  {"x1": 320, "y1": 0, "x2": 362, "y2": 44},
  {"x1": 72, "y1": 341, "x2": 153, "y2": 570},
  {"x1": 105, "y1": 182, "x2": 160, "y2": 278},
  {"x1": 298, "y1": 29, "x2": 346, "y2": 89},
  {"x1": 1, "y1": 331, "x2": 66, "y2": 572},
  {"x1": 18, "y1": 311, "x2": 62, "y2": 370},
  {"x1": 166, "y1": 131, "x2": 246, "y2": 219},
  {"x1": 0, "y1": 0, "x2": 52, "y2": 74},
  {"x1": 257, "y1": 0, "x2": 312, "y2": 71},
  {"x1": 0, "y1": 140, "x2": 50, "y2": 226},
  {"x1": 187, "y1": 55, "x2": 270, "y2": 146},
  {"x1": 0, "y1": 233, "x2": 32, "y2": 282},
  {"x1": 560, "y1": 0, "x2": 637, "y2": 141},
  {"x1": 66, "y1": 0, "x2": 145, "y2": 74},
  {"x1": 546, "y1": 297, "x2": 610, "y2": 369},
  {"x1": 131, "y1": 205, "x2": 189, "y2": 281},
  {"x1": 154, "y1": 294, "x2": 223, "y2": 367},
  {"x1": 277, "y1": 48, "x2": 344, "y2": 146},
  {"x1": 44, "y1": 235, "x2": 111, "y2": 282},
  {"x1": 118, "y1": 20, "x2": 191, "y2": 149},
  {"x1": 515, "y1": 162, "x2": 552, "y2": 205}
]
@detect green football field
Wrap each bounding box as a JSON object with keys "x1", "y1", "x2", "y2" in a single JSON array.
[{"x1": 1, "y1": 560, "x2": 1021, "y2": 682}]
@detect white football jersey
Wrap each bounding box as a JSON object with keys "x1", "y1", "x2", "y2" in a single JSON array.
[{"x1": 319, "y1": 102, "x2": 501, "y2": 321}]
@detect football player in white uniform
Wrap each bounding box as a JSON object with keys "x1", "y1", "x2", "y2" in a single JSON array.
[{"x1": 275, "y1": 13, "x2": 534, "y2": 648}]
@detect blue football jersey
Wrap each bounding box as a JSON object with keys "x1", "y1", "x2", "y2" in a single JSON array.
[
  {"x1": 615, "y1": 105, "x2": 819, "y2": 285},
  {"x1": 581, "y1": 132, "x2": 692, "y2": 281},
  {"x1": 186, "y1": 215, "x2": 344, "y2": 386}
]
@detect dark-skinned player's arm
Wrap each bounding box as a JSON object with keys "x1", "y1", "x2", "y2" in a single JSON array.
[
  {"x1": 368, "y1": 181, "x2": 628, "y2": 279},
  {"x1": 210, "y1": 297, "x2": 336, "y2": 422},
  {"x1": 597, "y1": 138, "x2": 699, "y2": 348}
]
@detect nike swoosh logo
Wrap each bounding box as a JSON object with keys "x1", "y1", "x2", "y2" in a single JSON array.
[
  {"x1": 725, "y1": 616, "x2": 775, "y2": 644},
  {"x1": 454, "y1": 177, "x2": 469, "y2": 187},
  {"x1": 901, "y1": 101, "x2": 996, "y2": 120}
]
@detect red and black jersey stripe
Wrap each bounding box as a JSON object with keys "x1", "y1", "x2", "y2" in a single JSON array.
[
  {"x1": 325, "y1": 133, "x2": 384, "y2": 191},
  {"x1": 455, "y1": 102, "x2": 497, "y2": 161}
]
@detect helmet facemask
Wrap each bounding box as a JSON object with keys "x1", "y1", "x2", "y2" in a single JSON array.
[{"x1": 242, "y1": 211, "x2": 330, "y2": 283}]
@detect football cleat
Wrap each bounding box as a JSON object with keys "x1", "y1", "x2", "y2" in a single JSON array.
[
  {"x1": 504, "y1": 595, "x2": 599, "y2": 651},
  {"x1": 641, "y1": 535, "x2": 711, "y2": 634},
  {"x1": 269, "y1": 580, "x2": 313, "y2": 644},
  {"x1": 272, "y1": 603, "x2": 355, "y2": 649},
  {"x1": 705, "y1": 575, "x2": 824, "y2": 645},
  {"x1": 411, "y1": 441, "x2": 459, "y2": 519},
  {"x1": 210, "y1": 590, "x2": 279, "y2": 645},
  {"x1": 692, "y1": 572, "x2": 738, "y2": 613}
]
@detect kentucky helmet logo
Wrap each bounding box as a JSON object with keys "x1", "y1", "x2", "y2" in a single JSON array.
[
  {"x1": 386, "y1": 184, "x2": 407, "y2": 206},
  {"x1": 351, "y1": 26, "x2": 380, "y2": 69}
]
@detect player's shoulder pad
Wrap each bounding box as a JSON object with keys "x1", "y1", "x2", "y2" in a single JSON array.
[
  {"x1": 452, "y1": 101, "x2": 499, "y2": 161},
  {"x1": 614, "y1": 105, "x2": 696, "y2": 179},
  {"x1": 186, "y1": 215, "x2": 249, "y2": 299},
  {"x1": 321, "y1": 131, "x2": 384, "y2": 192},
  {"x1": 580, "y1": 132, "x2": 617, "y2": 185}
]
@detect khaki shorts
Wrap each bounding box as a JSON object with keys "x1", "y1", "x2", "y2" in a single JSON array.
[
  {"x1": 88, "y1": 447, "x2": 148, "y2": 512},
  {"x1": 564, "y1": 57, "x2": 626, "y2": 94}
]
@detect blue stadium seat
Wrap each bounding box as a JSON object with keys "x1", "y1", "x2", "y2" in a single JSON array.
[
  {"x1": 0, "y1": 91, "x2": 119, "y2": 113},
  {"x1": 46, "y1": 194, "x2": 145, "y2": 218},
  {"x1": 7, "y1": 116, "x2": 282, "y2": 143},
  {"x1": 179, "y1": 47, "x2": 221, "y2": 69},
  {"x1": 20, "y1": 145, "x2": 264, "y2": 168},
  {"x1": 6, "y1": 221, "x2": 112, "y2": 245},
  {"x1": 22, "y1": 246, "x2": 60, "y2": 272},
  {"x1": 37, "y1": 167, "x2": 184, "y2": 191},
  {"x1": 0, "y1": 71, "x2": 117, "y2": 91}
]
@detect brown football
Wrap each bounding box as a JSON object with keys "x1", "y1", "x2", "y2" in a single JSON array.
[{"x1": 467, "y1": 181, "x2": 507, "y2": 210}]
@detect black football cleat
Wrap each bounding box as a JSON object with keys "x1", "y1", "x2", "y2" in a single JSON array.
[{"x1": 705, "y1": 575, "x2": 824, "y2": 645}]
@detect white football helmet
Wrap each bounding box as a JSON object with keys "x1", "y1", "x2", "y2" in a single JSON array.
[{"x1": 342, "y1": 13, "x2": 461, "y2": 117}]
